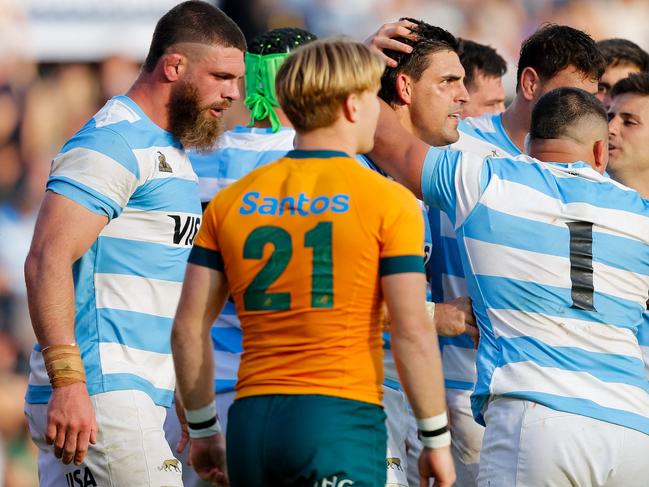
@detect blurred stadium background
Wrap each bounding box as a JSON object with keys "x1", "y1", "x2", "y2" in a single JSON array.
[{"x1": 0, "y1": 0, "x2": 647, "y2": 484}]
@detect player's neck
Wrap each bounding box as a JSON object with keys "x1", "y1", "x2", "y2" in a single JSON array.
[
  {"x1": 294, "y1": 124, "x2": 358, "y2": 157},
  {"x1": 529, "y1": 139, "x2": 603, "y2": 173},
  {"x1": 126, "y1": 75, "x2": 172, "y2": 132},
  {"x1": 501, "y1": 96, "x2": 531, "y2": 153},
  {"x1": 608, "y1": 167, "x2": 649, "y2": 198}
]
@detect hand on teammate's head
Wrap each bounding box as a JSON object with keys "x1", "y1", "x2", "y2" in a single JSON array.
[{"x1": 364, "y1": 19, "x2": 418, "y2": 67}]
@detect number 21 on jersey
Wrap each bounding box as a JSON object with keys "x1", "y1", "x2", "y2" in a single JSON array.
[{"x1": 243, "y1": 222, "x2": 333, "y2": 311}]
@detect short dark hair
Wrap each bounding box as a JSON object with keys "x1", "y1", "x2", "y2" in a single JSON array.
[
  {"x1": 459, "y1": 38, "x2": 507, "y2": 90},
  {"x1": 379, "y1": 18, "x2": 460, "y2": 105},
  {"x1": 597, "y1": 38, "x2": 649, "y2": 71},
  {"x1": 248, "y1": 27, "x2": 317, "y2": 55},
  {"x1": 143, "y1": 1, "x2": 246, "y2": 72},
  {"x1": 516, "y1": 24, "x2": 605, "y2": 92},
  {"x1": 610, "y1": 72, "x2": 649, "y2": 98},
  {"x1": 530, "y1": 87, "x2": 607, "y2": 140}
]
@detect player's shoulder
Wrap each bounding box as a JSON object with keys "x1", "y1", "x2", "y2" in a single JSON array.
[
  {"x1": 459, "y1": 112, "x2": 499, "y2": 135},
  {"x1": 60, "y1": 96, "x2": 182, "y2": 176},
  {"x1": 456, "y1": 113, "x2": 521, "y2": 158}
]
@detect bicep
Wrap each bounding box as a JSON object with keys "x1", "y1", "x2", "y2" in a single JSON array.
[
  {"x1": 30, "y1": 191, "x2": 108, "y2": 262},
  {"x1": 381, "y1": 273, "x2": 428, "y2": 334},
  {"x1": 421, "y1": 149, "x2": 485, "y2": 222}
]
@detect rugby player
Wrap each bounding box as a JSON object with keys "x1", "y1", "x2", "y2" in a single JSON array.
[
  {"x1": 597, "y1": 38, "x2": 649, "y2": 109},
  {"x1": 368, "y1": 22, "x2": 606, "y2": 485},
  {"x1": 370, "y1": 17, "x2": 475, "y2": 487},
  {"x1": 370, "y1": 86, "x2": 649, "y2": 487},
  {"x1": 607, "y1": 72, "x2": 649, "y2": 379},
  {"x1": 23, "y1": 2, "x2": 245, "y2": 486},
  {"x1": 457, "y1": 39, "x2": 507, "y2": 118},
  {"x1": 172, "y1": 39, "x2": 456, "y2": 486},
  {"x1": 164, "y1": 26, "x2": 317, "y2": 486}
]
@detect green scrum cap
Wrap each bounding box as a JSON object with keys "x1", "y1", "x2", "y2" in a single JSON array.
[{"x1": 244, "y1": 27, "x2": 317, "y2": 132}]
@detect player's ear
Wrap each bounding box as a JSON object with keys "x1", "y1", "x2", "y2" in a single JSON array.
[
  {"x1": 161, "y1": 52, "x2": 186, "y2": 82},
  {"x1": 395, "y1": 73, "x2": 412, "y2": 105},
  {"x1": 519, "y1": 67, "x2": 540, "y2": 102},
  {"x1": 342, "y1": 92, "x2": 360, "y2": 123},
  {"x1": 592, "y1": 138, "x2": 609, "y2": 174}
]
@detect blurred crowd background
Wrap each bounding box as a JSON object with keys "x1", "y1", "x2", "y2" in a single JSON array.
[{"x1": 0, "y1": 0, "x2": 647, "y2": 484}]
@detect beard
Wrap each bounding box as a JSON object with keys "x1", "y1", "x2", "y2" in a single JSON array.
[{"x1": 167, "y1": 80, "x2": 230, "y2": 152}]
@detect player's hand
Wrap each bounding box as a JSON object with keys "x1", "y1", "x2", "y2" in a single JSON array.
[
  {"x1": 364, "y1": 19, "x2": 418, "y2": 67},
  {"x1": 46, "y1": 382, "x2": 98, "y2": 465},
  {"x1": 174, "y1": 396, "x2": 191, "y2": 458},
  {"x1": 418, "y1": 445, "x2": 456, "y2": 487},
  {"x1": 434, "y1": 297, "x2": 479, "y2": 344},
  {"x1": 189, "y1": 434, "x2": 229, "y2": 486}
]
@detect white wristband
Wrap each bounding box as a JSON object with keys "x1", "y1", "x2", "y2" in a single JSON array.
[
  {"x1": 416, "y1": 412, "x2": 447, "y2": 431},
  {"x1": 185, "y1": 400, "x2": 222, "y2": 438},
  {"x1": 417, "y1": 412, "x2": 450, "y2": 449}
]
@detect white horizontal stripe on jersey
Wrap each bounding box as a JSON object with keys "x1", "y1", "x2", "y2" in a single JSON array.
[
  {"x1": 99, "y1": 208, "x2": 198, "y2": 248},
  {"x1": 213, "y1": 350, "x2": 241, "y2": 380},
  {"x1": 467, "y1": 237, "x2": 570, "y2": 288},
  {"x1": 51, "y1": 147, "x2": 137, "y2": 208},
  {"x1": 487, "y1": 308, "x2": 642, "y2": 359},
  {"x1": 442, "y1": 345, "x2": 477, "y2": 384},
  {"x1": 466, "y1": 238, "x2": 649, "y2": 307},
  {"x1": 442, "y1": 273, "x2": 468, "y2": 300},
  {"x1": 94, "y1": 98, "x2": 140, "y2": 128},
  {"x1": 482, "y1": 177, "x2": 649, "y2": 243},
  {"x1": 133, "y1": 146, "x2": 198, "y2": 184},
  {"x1": 454, "y1": 153, "x2": 484, "y2": 227},
  {"x1": 99, "y1": 342, "x2": 175, "y2": 391},
  {"x1": 490, "y1": 361, "x2": 649, "y2": 419},
  {"x1": 95, "y1": 273, "x2": 182, "y2": 319},
  {"x1": 455, "y1": 131, "x2": 509, "y2": 159},
  {"x1": 592, "y1": 260, "x2": 649, "y2": 306}
]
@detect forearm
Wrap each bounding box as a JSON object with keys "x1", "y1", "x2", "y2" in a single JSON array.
[
  {"x1": 171, "y1": 264, "x2": 227, "y2": 411},
  {"x1": 391, "y1": 315, "x2": 446, "y2": 419},
  {"x1": 171, "y1": 316, "x2": 215, "y2": 410},
  {"x1": 25, "y1": 249, "x2": 76, "y2": 346}
]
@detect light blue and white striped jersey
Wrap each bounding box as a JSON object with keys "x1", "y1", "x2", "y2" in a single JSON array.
[
  {"x1": 422, "y1": 147, "x2": 649, "y2": 434},
  {"x1": 189, "y1": 125, "x2": 296, "y2": 393},
  {"x1": 26, "y1": 95, "x2": 201, "y2": 407},
  {"x1": 357, "y1": 154, "x2": 433, "y2": 391},
  {"x1": 429, "y1": 113, "x2": 523, "y2": 391}
]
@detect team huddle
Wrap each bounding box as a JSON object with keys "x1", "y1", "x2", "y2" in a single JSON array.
[{"x1": 22, "y1": 1, "x2": 649, "y2": 487}]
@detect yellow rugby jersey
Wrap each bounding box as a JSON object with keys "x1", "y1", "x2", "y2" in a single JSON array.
[{"x1": 189, "y1": 150, "x2": 424, "y2": 405}]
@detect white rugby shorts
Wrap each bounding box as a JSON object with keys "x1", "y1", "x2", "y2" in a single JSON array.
[
  {"x1": 478, "y1": 396, "x2": 649, "y2": 487},
  {"x1": 25, "y1": 389, "x2": 183, "y2": 487}
]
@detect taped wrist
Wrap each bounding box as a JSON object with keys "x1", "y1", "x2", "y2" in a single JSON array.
[
  {"x1": 42, "y1": 344, "x2": 86, "y2": 388},
  {"x1": 185, "y1": 400, "x2": 222, "y2": 438},
  {"x1": 417, "y1": 412, "x2": 451, "y2": 449},
  {"x1": 426, "y1": 301, "x2": 435, "y2": 320}
]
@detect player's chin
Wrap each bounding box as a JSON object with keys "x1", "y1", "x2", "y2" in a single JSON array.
[{"x1": 443, "y1": 126, "x2": 461, "y2": 145}]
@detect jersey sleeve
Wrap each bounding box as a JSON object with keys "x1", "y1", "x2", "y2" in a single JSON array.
[
  {"x1": 379, "y1": 186, "x2": 426, "y2": 276},
  {"x1": 420, "y1": 146, "x2": 490, "y2": 227},
  {"x1": 188, "y1": 196, "x2": 224, "y2": 271},
  {"x1": 47, "y1": 128, "x2": 139, "y2": 220}
]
